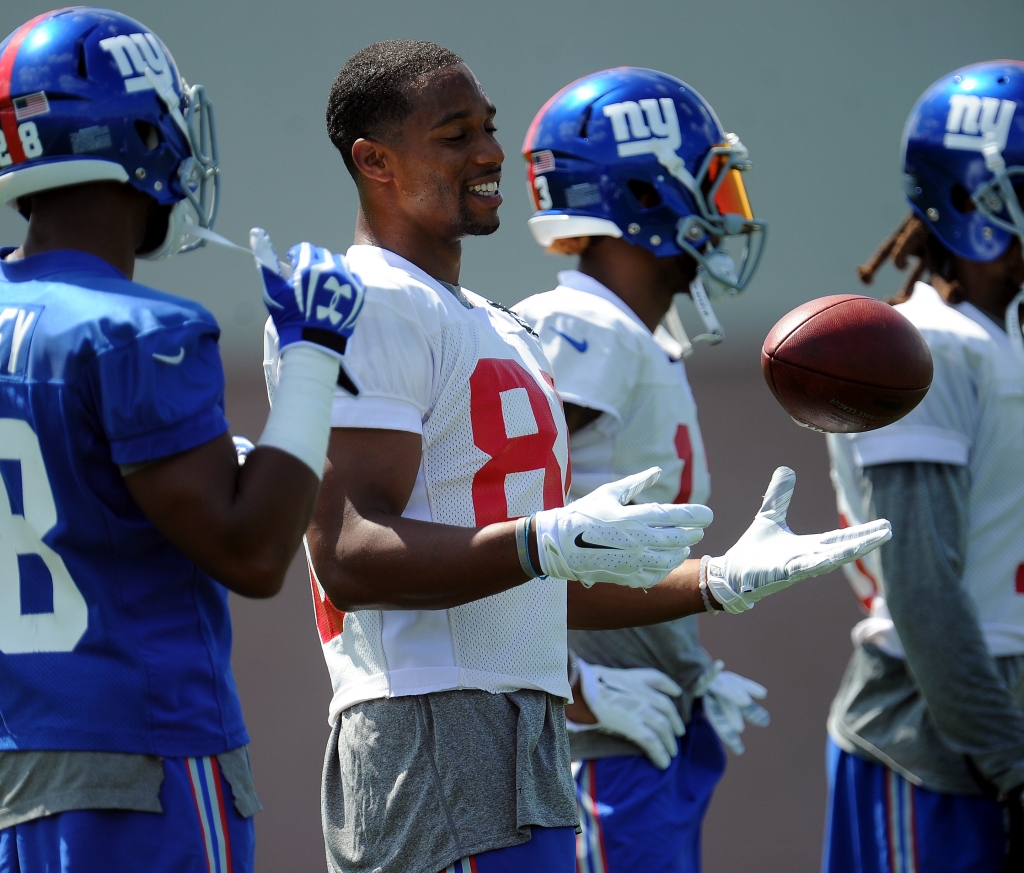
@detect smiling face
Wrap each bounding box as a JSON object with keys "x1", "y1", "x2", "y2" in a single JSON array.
[{"x1": 385, "y1": 64, "x2": 504, "y2": 241}]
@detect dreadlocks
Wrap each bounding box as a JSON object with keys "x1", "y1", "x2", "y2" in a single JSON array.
[{"x1": 858, "y1": 212, "x2": 964, "y2": 305}]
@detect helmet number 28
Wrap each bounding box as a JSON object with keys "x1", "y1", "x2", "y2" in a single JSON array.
[
  {"x1": 0, "y1": 419, "x2": 88, "y2": 653},
  {"x1": 0, "y1": 122, "x2": 45, "y2": 168}
]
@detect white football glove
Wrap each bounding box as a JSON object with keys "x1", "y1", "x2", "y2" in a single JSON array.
[
  {"x1": 574, "y1": 659, "x2": 685, "y2": 770},
  {"x1": 535, "y1": 467, "x2": 713, "y2": 588},
  {"x1": 705, "y1": 467, "x2": 891, "y2": 613},
  {"x1": 232, "y1": 436, "x2": 255, "y2": 465},
  {"x1": 694, "y1": 661, "x2": 769, "y2": 755}
]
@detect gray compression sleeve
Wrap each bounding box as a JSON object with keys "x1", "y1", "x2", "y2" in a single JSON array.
[{"x1": 868, "y1": 462, "x2": 1024, "y2": 795}]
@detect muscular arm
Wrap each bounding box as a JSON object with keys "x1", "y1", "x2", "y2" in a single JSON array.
[
  {"x1": 124, "y1": 433, "x2": 319, "y2": 599},
  {"x1": 567, "y1": 559, "x2": 707, "y2": 628},
  {"x1": 871, "y1": 461, "x2": 1024, "y2": 795},
  {"x1": 307, "y1": 427, "x2": 534, "y2": 612}
]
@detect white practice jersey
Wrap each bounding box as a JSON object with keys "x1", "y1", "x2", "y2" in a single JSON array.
[
  {"x1": 269, "y1": 245, "x2": 572, "y2": 724},
  {"x1": 515, "y1": 272, "x2": 713, "y2": 740},
  {"x1": 514, "y1": 270, "x2": 710, "y2": 506},
  {"x1": 828, "y1": 282, "x2": 1024, "y2": 658}
]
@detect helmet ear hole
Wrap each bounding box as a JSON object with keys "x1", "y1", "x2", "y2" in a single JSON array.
[
  {"x1": 134, "y1": 121, "x2": 162, "y2": 153},
  {"x1": 627, "y1": 179, "x2": 662, "y2": 209},
  {"x1": 951, "y1": 183, "x2": 976, "y2": 214}
]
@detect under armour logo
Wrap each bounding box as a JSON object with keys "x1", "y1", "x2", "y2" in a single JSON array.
[
  {"x1": 603, "y1": 98, "x2": 682, "y2": 158},
  {"x1": 316, "y1": 277, "x2": 353, "y2": 325},
  {"x1": 944, "y1": 94, "x2": 1016, "y2": 152},
  {"x1": 99, "y1": 33, "x2": 173, "y2": 95}
]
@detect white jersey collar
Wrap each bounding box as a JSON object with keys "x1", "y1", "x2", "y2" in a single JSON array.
[
  {"x1": 349, "y1": 244, "x2": 480, "y2": 308},
  {"x1": 912, "y1": 281, "x2": 1018, "y2": 359},
  {"x1": 556, "y1": 269, "x2": 650, "y2": 335}
]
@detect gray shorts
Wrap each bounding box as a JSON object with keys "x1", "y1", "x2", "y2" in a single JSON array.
[{"x1": 321, "y1": 688, "x2": 579, "y2": 873}]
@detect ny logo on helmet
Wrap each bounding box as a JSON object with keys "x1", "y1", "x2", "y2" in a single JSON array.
[
  {"x1": 944, "y1": 95, "x2": 1016, "y2": 152},
  {"x1": 99, "y1": 33, "x2": 174, "y2": 95},
  {"x1": 603, "y1": 99, "x2": 682, "y2": 158}
]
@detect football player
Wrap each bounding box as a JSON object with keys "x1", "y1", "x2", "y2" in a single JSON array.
[
  {"x1": 275, "y1": 41, "x2": 892, "y2": 873},
  {"x1": 0, "y1": 8, "x2": 364, "y2": 873},
  {"x1": 823, "y1": 61, "x2": 1024, "y2": 872},
  {"x1": 513, "y1": 67, "x2": 775, "y2": 873}
]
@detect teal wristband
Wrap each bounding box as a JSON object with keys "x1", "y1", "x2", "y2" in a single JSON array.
[{"x1": 515, "y1": 514, "x2": 541, "y2": 579}]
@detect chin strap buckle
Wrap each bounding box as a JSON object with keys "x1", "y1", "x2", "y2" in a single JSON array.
[
  {"x1": 662, "y1": 302, "x2": 694, "y2": 359},
  {"x1": 687, "y1": 276, "x2": 725, "y2": 346}
]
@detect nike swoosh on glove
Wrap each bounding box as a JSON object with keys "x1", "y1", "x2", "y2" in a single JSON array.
[
  {"x1": 575, "y1": 659, "x2": 685, "y2": 770},
  {"x1": 534, "y1": 467, "x2": 713, "y2": 588},
  {"x1": 694, "y1": 660, "x2": 769, "y2": 755},
  {"x1": 251, "y1": 228, "x2": 365, "y2": 363},
  {"x1": 705, "y1": 466, "x2": 892, "y2": 613}
]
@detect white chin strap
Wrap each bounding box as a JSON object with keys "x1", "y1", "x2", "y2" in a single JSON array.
[
  {"x1": 1008, "y1": 286, "x2": 1024, "y2": 362},
  {"x1": 661, "y1": 277, "x2": 727, "y2": 357},
  {"x1": 182, "y1": 217, "x2": 249, "y2": 253},
  {"x1": 140, "y1": 208, "x2": 247, "y2": 261},
  {"x1": 662, "y1": 303, "x2": 694, "y2": 358},
  {"x1": 979, "y1": 133, "x2": 1024, "y2": 361},
  {"x1": 687, "y1": 276, "x2": 725, "y2": 345},
  {"x1": 138, "y1": 199, "x2": 187, "y2": 261}
]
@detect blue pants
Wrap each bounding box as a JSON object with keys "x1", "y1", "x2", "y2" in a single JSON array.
[
  {"x1": 822, "y1": 738, "x2": 1006, "y2": 873},
  {"x1": 442, "y1": 826, "x2": 577, "y2": 872},
  {"x1": 575, "y1": 705, "x2": 726, "y2": 873},
  {"x1": 0, "y1": 756, "x2": 254, "y2": 873}
]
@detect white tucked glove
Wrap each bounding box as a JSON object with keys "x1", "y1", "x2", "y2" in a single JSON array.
[
  {"x1": 232, "y1": 436, "x2": 255, "y2": 465},
  {"x1": 535, "y1": 467, "x2": 713, "y2": 588},
  {"x1": 694, "y1": 660, "x2": 769, "y2": 755},
  {"x1": 574, "y1": 659, "x2": 685, "y2": 770},
  {"x1": 705, "y1": 467, "x2": 892, "y2": 613}
]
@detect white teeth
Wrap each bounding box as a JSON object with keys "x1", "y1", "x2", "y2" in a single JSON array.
[{"x1": 469, "y1": 181, "x2": 499, "y2": 195}]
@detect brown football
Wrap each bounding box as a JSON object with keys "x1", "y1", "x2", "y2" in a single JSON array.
[{"x1": 761, "y1": 294, "x2": 933, "y2": 433}]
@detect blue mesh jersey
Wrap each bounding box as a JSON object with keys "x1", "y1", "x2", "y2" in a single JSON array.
[{"x1": 0, "y1": 248, "x2": 246, "y2": 757}]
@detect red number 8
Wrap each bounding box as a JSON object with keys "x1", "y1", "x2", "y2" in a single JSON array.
[{"x1": 470, "y1": 358, "x2": 564, "y2": 525}]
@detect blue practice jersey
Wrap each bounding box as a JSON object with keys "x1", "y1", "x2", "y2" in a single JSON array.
[{"x1": 0, "y1": 248, "x2": 246, "y2": 757}]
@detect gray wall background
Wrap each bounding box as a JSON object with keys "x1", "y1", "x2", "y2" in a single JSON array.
[
  {"x1": 3, "y1": 1, "x2": 1022, "y2": 870},
  {"x1": 5, "y1": 0, "x2": 1024, "y2": 362}
]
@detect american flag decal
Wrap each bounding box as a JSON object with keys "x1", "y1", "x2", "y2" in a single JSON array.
[
  {"x1": 14, "y1": 91, "x2": 49, "y2": 121},
  {"x1": 532, "y1": 150, "x2": 555, "y2": 174}
]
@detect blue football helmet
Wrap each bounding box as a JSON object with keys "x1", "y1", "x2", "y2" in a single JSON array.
[
  {"x1": 0, "y1": 7, "x2": 218, "y2": 259},
  {"x1": 522, "y1": 67, "x2": 766, "y2": 345},
  {"x1": 903, "y1": 60, "x2": 1024, "y2": 263}
]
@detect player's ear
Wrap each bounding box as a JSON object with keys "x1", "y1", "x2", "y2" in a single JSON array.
[{"x1": 351, "y1": 138, "x2": 394, "y2": 185}]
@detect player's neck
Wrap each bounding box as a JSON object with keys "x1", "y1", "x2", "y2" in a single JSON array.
[
  {"x1": 13, "y1": 183, "x2": 153, "y2": 280},
  {"x1": 354, "y1": 205, "x2": 462, "y2": 286},
  {"x1": 577, "y1": 243, "x2": 674, "y2": 333},
  {"x1": 950, "y1": 244, "x2": 1024, "y2": 328}
]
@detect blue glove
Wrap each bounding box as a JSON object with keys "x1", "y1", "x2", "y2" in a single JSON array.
[{"x1": 250, "y1": 227, "x2": 365, "y2": 360}]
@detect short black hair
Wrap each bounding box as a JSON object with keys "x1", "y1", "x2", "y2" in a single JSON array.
[{"x1": 326, "y1": 40, "x2": 463, "y2": 179}]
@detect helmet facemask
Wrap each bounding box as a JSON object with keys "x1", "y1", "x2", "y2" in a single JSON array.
[
  {"x1": 657, "y1": 136, "x2": 766, "y2": 347},
  {"x1": 972, "y1": 141, "x2": 1024, "y2": 358},
  {"x1": 139, "y1": 71, "x2": 219, "y2": 260},
  {"x1": 972, "y1": 136, "x2": 1024, "y2": 252},
  {"x1": 669, "y1": 136, "x2": 766, "y2": 299}
]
